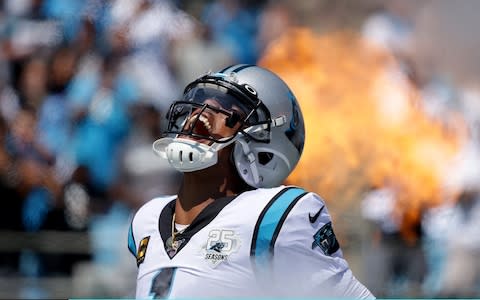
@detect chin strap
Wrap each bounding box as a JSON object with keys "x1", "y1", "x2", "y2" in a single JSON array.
[{"x1": 235, "y1": 137, "x2": 261, "y2": 186}]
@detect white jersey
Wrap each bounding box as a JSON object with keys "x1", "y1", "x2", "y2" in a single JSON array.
[{"x1": 128, "y1": 185, "x2": 374, "y2": 299}]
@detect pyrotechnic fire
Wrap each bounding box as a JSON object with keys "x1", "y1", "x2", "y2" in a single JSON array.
[{"x1": 259, "y1": 28, "x2": 466, "y2": 243}]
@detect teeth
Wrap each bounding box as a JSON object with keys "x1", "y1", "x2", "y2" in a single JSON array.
[
  {"x1": 198, "y1": 115, "x2": 212, "y2": 130},
  {"x1": 190, "y1": 114, "x2": 212, "y2": 130}
]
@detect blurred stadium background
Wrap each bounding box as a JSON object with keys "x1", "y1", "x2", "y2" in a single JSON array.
[{"x1": 1, "y1": 0, "x2": 480, "y2": 298}]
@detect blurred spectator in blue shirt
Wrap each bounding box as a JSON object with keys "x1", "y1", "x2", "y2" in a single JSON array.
[
  {"x1": 202, "y1": 0, "x2": 260, "y2": 64},
  {"x1": 68, "y1": 54, "x2": 138, "y2": 199}
]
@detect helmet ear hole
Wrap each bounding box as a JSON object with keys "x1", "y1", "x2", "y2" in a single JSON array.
[{"x1": 258, "y1": 152, "x2": 274, "y2": 165}]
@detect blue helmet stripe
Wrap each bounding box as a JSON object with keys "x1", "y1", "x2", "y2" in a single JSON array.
[
  {"x1": 231, "y1": 64, "x2": 255, "y2": 73},
  {"x1": 219, "y1": 65, "x2": 235, "y2": 73},
  {"x1": 219, "y1": 64, "x2": 255, "y2": 74}
]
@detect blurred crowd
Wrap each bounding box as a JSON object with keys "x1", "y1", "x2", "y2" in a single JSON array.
[
  {"x1": 0, "y1": 0, "x2": 284, "y2": 297},
  {"x1": 0, "y1": 0, "x2": 479, "y2": 298}
]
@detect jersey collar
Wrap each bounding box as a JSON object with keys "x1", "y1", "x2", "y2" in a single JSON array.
[{"x1": 158, "y1": 195, "x2": 237, "y2": 258}]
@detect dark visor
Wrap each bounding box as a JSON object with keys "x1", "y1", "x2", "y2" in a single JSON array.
[
  {"x1": 183, "y1": 84, "x2": 257, "y2": 121},
  {"x1": 164, "y1": 82, "x2": 271, "y2": 143}
]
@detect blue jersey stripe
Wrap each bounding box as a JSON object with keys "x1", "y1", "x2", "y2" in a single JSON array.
[
  {"x1": 252, "y1": 187, "x2": 305, "y2": 264},
  {"x1": 128, "y1": 222, "x2": 136, "y2": 257},
  {"x1": 268, "y1": 191, "x2": 307, "y2": 253}
]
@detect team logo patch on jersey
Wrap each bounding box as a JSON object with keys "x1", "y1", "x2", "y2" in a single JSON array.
[
  {"x1": 312, "y1": 222, "x2": 339, "y2": 255},
  {"x1": 201, "y1": 229, "x2": 241, "y2": 267},
  {"x1": 137, "y1": 236, "x2": 150, "y2": 266}
]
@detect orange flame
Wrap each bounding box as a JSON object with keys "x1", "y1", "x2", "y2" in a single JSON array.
[{"x1": 259, "y1": 28, "x2": 466, "y2": 243}]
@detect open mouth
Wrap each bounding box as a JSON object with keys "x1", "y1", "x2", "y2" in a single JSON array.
[
  {"x1": 186, "y1": 113, "x2": 212, "y2": 138},
  {"x1": 177, "y1": 110, "x2": 238, "y2": 144}
]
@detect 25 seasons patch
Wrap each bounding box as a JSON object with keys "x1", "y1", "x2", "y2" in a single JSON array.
[
  {"x1": 202, "y1": 229, "x2": 240, "y2": 267},
  {"x1": 312, "y1": 222, "x2": 339, "y2": 255}
]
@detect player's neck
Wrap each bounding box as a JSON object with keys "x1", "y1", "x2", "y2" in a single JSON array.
[{"x1": 174, "y1": 165, "x2": 245, "y2": 225}]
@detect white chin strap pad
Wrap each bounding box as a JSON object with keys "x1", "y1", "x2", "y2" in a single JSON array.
[{"x1": 152, "y1": 137, "x2": 231, "y2": 172}]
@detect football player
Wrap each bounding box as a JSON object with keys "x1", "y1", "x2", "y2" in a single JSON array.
[{"x1": 128, "y1": 64, "x2": 374, "y2": 298}]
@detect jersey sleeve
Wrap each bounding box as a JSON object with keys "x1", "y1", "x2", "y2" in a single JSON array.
[
  {"x1": 127, "y1": 205, "x2": 146, "y2": 265},
  {"x1": 127, "y1": 196, "x2": 175, "y2": 266},
  {"x1": 252, "y1": 189, "x2": 374, "y2": 299}
]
